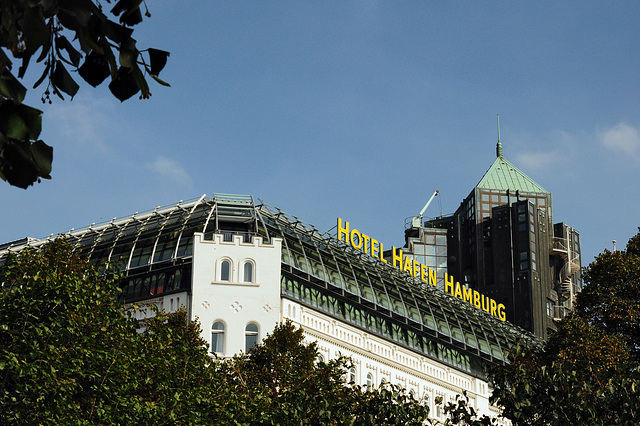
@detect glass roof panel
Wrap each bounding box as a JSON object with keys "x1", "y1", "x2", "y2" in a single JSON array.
[{"x1": 1, "y1": 194, "x2": 539, "y2": 373}]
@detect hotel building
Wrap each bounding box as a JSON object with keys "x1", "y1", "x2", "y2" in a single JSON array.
[{"x1": 1, "y1": 141, "x2": 578, "y2": 420}]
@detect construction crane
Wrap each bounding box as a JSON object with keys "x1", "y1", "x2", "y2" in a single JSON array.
[{"x1": 411, "y1": 190, "x2": 439, "y2": 228}]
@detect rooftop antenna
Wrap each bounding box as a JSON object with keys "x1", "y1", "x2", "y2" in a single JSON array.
[{"x1": 496, "y1": 114, "x2": 503, "y2": 158}]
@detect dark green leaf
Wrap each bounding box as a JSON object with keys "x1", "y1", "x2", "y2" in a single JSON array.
[
  {"x1": 36, "y1": 34, "x2": 52, "y2": 63},
  {"x1": 111, "y1": 0, "x2": 144, "y2": 26},
  {"x1": 119, "y1": 46, "x2": 138, "y2": 68},
  {"x1": 76, "y1": 26, "x2": 104, "y2": 55},
  {"x1": 0, "y1": 50, "x2": 11, "y2": 69},
  {"x1": 16, "y1": 5, "x2": 49, "y2": 55},
  {"x1": 30, "y1": 140, "x2": 53, "y2": 179},
  {"x1": 52, "y1": 60, "x2": 79, "y2": 98},
  {"x1": 33, "y1": 62, "x2": 51, "y2": 89},
  {"x1": 78, "y1": 52, "x2": 110, "y2": 87},
  {"x1": 0, "y1": 100, "x2": 43, "y2": 140},
  {"x1": 103, "y1": 19, "x2": 134, "y2": 44},
  {"x1": 55, "y1": 36, "x2": 82, "y2": 68},
  {"x1": 148, "y1": 48, "x2": 170, "y2": 75},
  {"x1": 0, "y1": 139, "x2": 40, "y2": 188},
  {"x1": 0, "y1": 68, "x2": 27, "y2": 103},
  {"x1": 18, "y1": 54, "x2": 32, "y2": 79},
  {"x1": 0, "y1": 137, "x2": 51, "y2": 188},
  {"x1": 130, "y1": 64, "x2": 149, "y2": 97},
  {"x1": 56, "y1": 6, "x2": 92, "y2": 31},
  {"x1": 108, "y1": 66, "x2": 139, "y2": 101}
]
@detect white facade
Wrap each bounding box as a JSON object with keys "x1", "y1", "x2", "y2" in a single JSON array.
[
  {"x1": 0, "y1": 192, "x2": 515, "y2": 424},
  {"x1": 179, "y1": 232, "x2": 505, "y2": 423},
  {"x1": 283, "y1": 298, "x2": 505, "y2": 424},
  {"x1": 191, "y1": 232, "x2": 283, "y2": 355}
]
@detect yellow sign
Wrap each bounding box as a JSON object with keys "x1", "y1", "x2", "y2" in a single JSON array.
[{"x1": 337, "y1": 218, "x2": 506, "y2": 322}]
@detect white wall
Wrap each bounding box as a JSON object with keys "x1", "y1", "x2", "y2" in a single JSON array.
[
  {"x1": 189, "y1": 232, "x2": 507, "y2": 423},
  {"x1": 191, "y1": 232, "x2": 282, "y2": 356},
  {"x1": 282, "y1": 298, "x2": 507, "y2": 424}
]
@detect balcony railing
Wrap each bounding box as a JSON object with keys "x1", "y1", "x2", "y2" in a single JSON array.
[{"x1": 552, "y1": 237, "x2": 569, "y2": 253}]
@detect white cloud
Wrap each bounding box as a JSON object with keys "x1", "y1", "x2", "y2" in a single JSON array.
[
  {"x1": 513, "y1": 130, "x2": 575, "y2": 173},
  {"x1": 599, "y1": 123, "x2": 640, "y2": 157},
  {"x1": 45, "y1": 94, "x2": 114, "y2": 153},
  {"x1": 516, "y1": 151, "x2": 557, "y2": 171},
  {"x1": 145, "y1": 156, "x2": 192, "y2": 186}
]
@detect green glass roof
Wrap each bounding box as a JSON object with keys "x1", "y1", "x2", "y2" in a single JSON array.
[
  {"x1": 476, "y1": 147, "x2": 548, "y2": 193},
  {"x1": 0, "y1": 193, "x2": 538, "y2": 378}
]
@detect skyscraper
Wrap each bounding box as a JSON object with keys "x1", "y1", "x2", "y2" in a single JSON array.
[{"x1": 409, "y1": 140, "x2": 581, "y2": 339}]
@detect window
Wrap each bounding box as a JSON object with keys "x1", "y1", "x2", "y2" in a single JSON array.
[
  {"x1": 366, "y1": 372, "x2": 373, "y2": 388},
  {"x1": 245, "y1": 323, "x2": 259, "y2": 350},
  {"x1": 423, "y1": 393, "x2": 430, "y2": 407},
  {"x1": 211, "y1": 321, "x2": 225, "y2": 353},
  {"x1": 546, "y1": 300, "x2": 554, "y2": 317},
  {"x1": 220, "y1": 259, "x2": 231, "y2": 281},
  {"x1": 349, "y1": 367, "x2": 356, "y2": 384},
  {"x1": 243, "y1": 261, "x2": 254, "y2": 283}
]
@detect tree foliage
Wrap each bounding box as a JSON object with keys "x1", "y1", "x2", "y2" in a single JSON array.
[
  {"x1": 0, "y1": 0, "x2": 169, "y2": 189},
  {"x1": 213, "y1": 320, "x2": 433, "y2": 425},
  {"x1": 0, "y1": 240, "x2": 441, "y2": 424},
  {"x1": 0, "y1": 239, "x2": 217, "y2": 424},
  {"x1": 577, "y1": 231, "x2": 640, "y2": 358},
  {"x1": 488, "y1": 229, "x2": 640, "y2": 425},
  {"x1": 438, "y1": 392, "x2": 497, "y2": 426}
]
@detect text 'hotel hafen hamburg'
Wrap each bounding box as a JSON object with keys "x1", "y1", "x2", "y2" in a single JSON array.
[{"x1": 0, "y1": 141, "x2": 581, "y2": 422}]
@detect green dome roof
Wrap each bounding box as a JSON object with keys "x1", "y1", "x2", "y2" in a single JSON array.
[{"x1": 476, "y1": 143, "x2": 548, "y2": 193}]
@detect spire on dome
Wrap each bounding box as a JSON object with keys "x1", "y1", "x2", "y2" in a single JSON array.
[
  {"x1": 476, "y1": 116, "x2": 548, "y2": 193},
  {"x1": 496, "y1": 114, "x2": 503, "y2": 157}
]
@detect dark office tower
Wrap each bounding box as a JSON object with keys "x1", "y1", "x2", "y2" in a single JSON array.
[{"x1": 419, "y1": 141, "x2": 581, "y2": 339}]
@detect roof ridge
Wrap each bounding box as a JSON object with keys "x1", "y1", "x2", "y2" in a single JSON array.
[{"x1": 476, "y1": 155, "x2": 548, "y2": 193}]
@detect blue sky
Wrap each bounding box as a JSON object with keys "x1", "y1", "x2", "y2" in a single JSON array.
[{"x1": 2, "y1": 1, "x2": 640, "y2": 265}]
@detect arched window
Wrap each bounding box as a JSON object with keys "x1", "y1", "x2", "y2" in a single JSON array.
[
  {"x1": 422, "y1": 393, "x2": 430, "y2": 409},
  {"x1": 349, "y1": 367, "x2": 356, "y2": 384},
  {"x1": 366, "y1": 372, "x2": 373, "y2": 388},
  {"x1": 211, "y1": 321, "x2": 225, "y2": 354},
  {"x1": 243, "y1": 261, "x2": 254, "y2": 283},
  {"x1": 220, "y1": 259, "x2": 231, "y2": 281},
  {"x1": 245, "y1": 323, "x2": 259, "y2": 350}
]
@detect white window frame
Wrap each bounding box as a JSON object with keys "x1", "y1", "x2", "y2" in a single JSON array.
[
  {"x1": 211, "y1": 320, "x2": 226, "y2": 354},
  {"x1": 217, "y1": 257, "x2": 233, "y2": 282},
  {"x1": 241, "y1": 259, "x2": 256, "y2": 283},
  {"x1": 245, "y1": 322, "x2": 259, "y2": 351}
]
